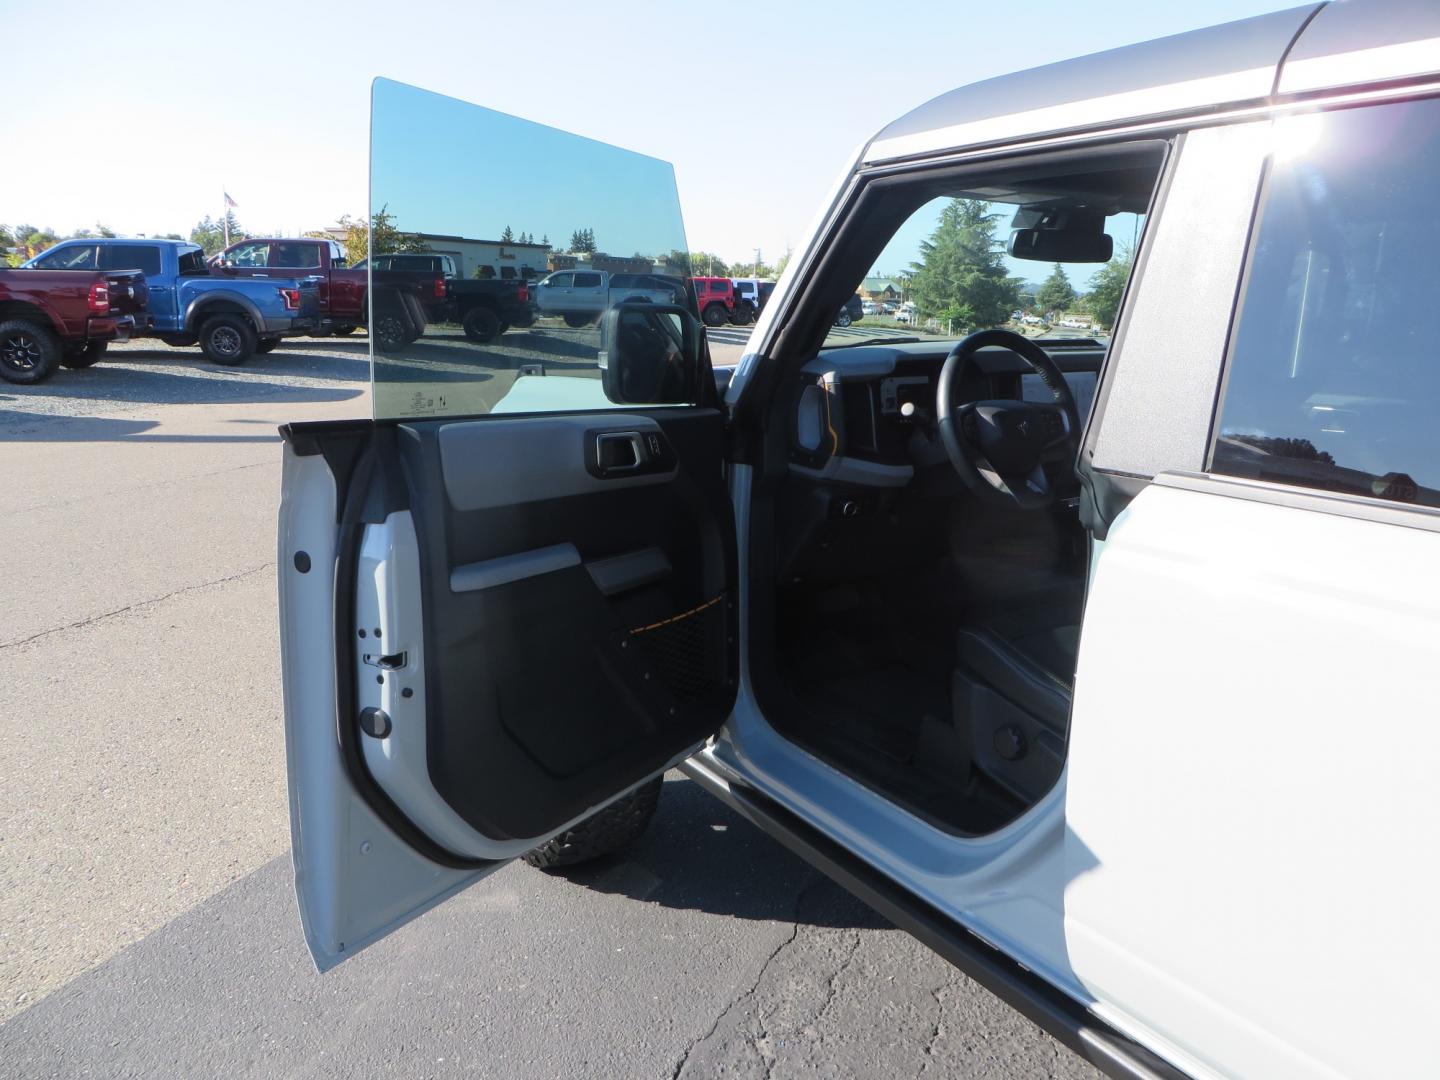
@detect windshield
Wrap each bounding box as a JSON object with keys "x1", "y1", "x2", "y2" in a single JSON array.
[
  {"x1": 824, "y1": 196, "x2": 1144, "y2": 349},
  {"x1": 369, "y1": 78, "x2": 689, "y2": 420}
]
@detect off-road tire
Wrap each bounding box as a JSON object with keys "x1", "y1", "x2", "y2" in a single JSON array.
[
  {"x1": 730, "y1": 302, "x2": 754, "y2": 327},
  {"x1": 462, "y1": 305, "x2": 502, "y2": 343},
  {"x1": 0, "y1": 319, "x2": 63, "y2": 384},
  {"x1": 373, "y1": 312, "x2": 409, "y2": 352},
  {"x1": 61, "y1": 340, "x2": 108, "y2": 369},
  {"x1": 563, "y1": 313, "x2": 593, "y2": 329},
  {"x1": 401, "y1": 293, "x2": 429, "y2": 342},
  {"x1": 522, "y1": 777, "x2": 664, "y2": 871},
  {"x1": 701, "y1": 303, "x2": 726, "y2": 327},
  {"x1": 199, "y1": 314, "x2": 257, "y2": 365},
  {"x1": 836, "y1": 310, "x2": 853, "y2": 328},
  {"x1": 255, "y1": 336, "x2": 281, "y2": 354}
]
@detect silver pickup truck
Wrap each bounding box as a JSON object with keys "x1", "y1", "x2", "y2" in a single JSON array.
[{"x1": 532, "y1": 269, "x2": 678, "y2": 326}]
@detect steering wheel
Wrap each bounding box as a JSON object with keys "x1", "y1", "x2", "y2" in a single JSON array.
[{"x1": 935, "y1": 329, "x2": 1081, "y2": 510}]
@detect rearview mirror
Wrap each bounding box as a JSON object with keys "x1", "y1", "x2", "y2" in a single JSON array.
[
  {"x1": 599, "y1": 302, "x2": 703, "y2": 405},
  {"x1": 1007, "y1": 206, "x2": 1114, "y2": 263}
]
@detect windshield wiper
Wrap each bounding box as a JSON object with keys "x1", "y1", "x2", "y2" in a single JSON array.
[{"x1": 818, "y1": 335, "x2": 921, "y2": 349}]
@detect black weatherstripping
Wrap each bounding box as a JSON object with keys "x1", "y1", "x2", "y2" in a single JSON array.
[{"x1": 682, "y1": 754, "x2": 1191, "y2": 1080}]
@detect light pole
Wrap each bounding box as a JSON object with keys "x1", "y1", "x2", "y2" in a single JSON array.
[{"x1": 755, "y1": 248, "x2": 762, "y2": 278}]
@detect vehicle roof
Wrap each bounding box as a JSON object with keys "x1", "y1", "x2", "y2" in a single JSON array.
[
  {"x1": 863, "y1": 1, "x2": 1440, "y2": 164},
  {"x1": 54, "y1": 237, "x2": 198, "y2": 247}
]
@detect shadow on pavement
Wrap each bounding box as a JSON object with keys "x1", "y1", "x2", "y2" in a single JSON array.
[{"x1": 546, "y1": 775, "x2": 891, "y2": 931}]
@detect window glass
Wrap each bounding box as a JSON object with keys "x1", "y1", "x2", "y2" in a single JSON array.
[
  {"x1": 1212, "y1": 100, "x2": 1440, "y2": 508},
  {"x1": 369, "y1": 78, "x2": 689, "y2": 418},
  {"x1": 271, "y1": 242, "x2": 322, "y2": 268},
  {"x1": 226, "y1": 242, "x2": 270, "y2": 267},
  {"x1": 33, "y1": 244, "x2": 97, "y2": 270},
  {"x1": 609, "y1": 274, "x2": 637, "y2": 288},
  {"x1": 177, "y1": 247, "x2": 208, "y2": 275},
  {"x1": 833, "y1": 194, "x2": 1143, "y2": 347},
  {"x1": 99, "y1": 245, "x2": 162, "y2": 276}
]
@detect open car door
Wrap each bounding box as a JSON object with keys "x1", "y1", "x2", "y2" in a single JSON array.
[{"x1": 278, "y1": 80, "x2": 736, "y2": 970}]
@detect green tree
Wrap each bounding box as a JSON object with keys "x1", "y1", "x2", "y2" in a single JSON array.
[
  {"x1": 500, "y1": 225, "x2": 515, "y2": 243},
  {"x1": 1035, "y1": 263, "x2": 1077, "y2": 315},
  {"x1": 907, "y1": 199, "x2": 1021, "y2": 328},
  {"x1": 541, "y1": 234, "x2": 549, "y2": 247},
  {"x1": 731, "y1": 260, "x2": 774, "y2": 279},
  {"x1": 568, "y1": 227, "x2": 596, "y2": 254},
  {"x1": 1083, "y1": 249, "x2": 1133, "y2": 330},
  {"x1": 323, "y1": 204, "x2": 429, "y2": 264},
  {"x1": 678, "y1": 250, "x2": 728, "y2": 277},
  {"x1": 159, "y1": 233, "x2": 185, "y2": 241},
  {"x1": 190, "y1": 212, "x2": 248, "y2": 255}
]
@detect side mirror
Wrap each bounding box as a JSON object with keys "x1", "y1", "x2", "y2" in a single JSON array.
[{"x1": 599, "y1": 302, "x2": 704, "y2": 405}]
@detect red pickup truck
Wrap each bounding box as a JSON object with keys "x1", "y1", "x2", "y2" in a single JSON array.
[
  {"x1": 0, "y1": 268, "x2": 151, "y2": 384},
  {"x1": 212, "y1": 237, "x2": 446, "y2": 348}
]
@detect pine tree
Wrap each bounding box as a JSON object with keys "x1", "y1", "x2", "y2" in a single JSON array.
[
  {"x1": 907, "y1": 200, "x2": 1021, "y2": 328},
  {"x1": 1036, "y1": 263, "x2": 1077, "y2": 315},
  {"x1": 500, "y1": 225, "x2": 515, "y2": 243}
]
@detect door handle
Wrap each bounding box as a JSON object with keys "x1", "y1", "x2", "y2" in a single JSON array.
[{"x1": 595, "y1": 431, "x2": 645, "y2": 473}]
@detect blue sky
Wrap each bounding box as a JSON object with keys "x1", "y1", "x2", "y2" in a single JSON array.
[{"x1": 3, "y1": 0, "x2": 1289, "y2": 268}]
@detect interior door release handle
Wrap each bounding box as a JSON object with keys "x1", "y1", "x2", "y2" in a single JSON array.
[{"x1": 595, "y1": 431, "x2": 646, "y2": 473}]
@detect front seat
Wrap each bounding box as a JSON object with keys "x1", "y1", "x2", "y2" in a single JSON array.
[{"x1": 956, "y1": 607, "x2": 1081, "y2": 734}]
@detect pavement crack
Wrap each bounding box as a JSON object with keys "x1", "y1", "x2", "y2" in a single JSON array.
[
  {"x1": 0, "y1": 564, "x2": 272, "y2": 650},
  {"x1": 809, "y1": 930, "x2": 863, "y2": 1034},
  {"x1": 668, "y1": 876, "x2": 822, "y2": 1080}
]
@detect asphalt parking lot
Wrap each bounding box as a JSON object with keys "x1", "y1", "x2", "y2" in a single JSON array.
[{"x1": 1, "y1": 334, "x2": 1099, "y2": 1079}]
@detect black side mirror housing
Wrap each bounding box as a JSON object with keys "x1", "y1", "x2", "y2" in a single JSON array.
[{"x1": 600, "y1": 302, "x2": 706, "y2": 405}]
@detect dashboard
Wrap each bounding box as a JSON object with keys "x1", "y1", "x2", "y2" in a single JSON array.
[{"x1": 790, "y1": 339, "x2": 1104, "y2": 485}]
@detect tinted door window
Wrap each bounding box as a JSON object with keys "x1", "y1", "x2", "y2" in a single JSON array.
[
  {"x1": 33, "y1": 244, "x2": 97, "y2": 270},
  {"x1": 1212, "y1": 99, "x2": 1440, "y2": 508},
  {"x1": 226, "y1": 242, "x2": 270, "y2": 267},
  {"x1": 99, "y1": 245, "x2": 162, "y2": 276},
  {"x1": 271, "y1": 242, "x2": 322, "y2": 268},
  {"x1": 573, "y1": 272, "x2": 603, "y2": 289},
  {"x1": 544, "y1": 273, "x2": 572, "y2": 288},
  {"x1": 177, "y1": 248, "x2": 208, "y2": 275}
]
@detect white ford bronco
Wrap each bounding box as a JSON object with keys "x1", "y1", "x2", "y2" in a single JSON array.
[{"x1": 279, "y1": 3, "x2": 1440, "y2": 1075}]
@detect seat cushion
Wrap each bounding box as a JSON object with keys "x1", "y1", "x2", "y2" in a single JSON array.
[{"x1": 957, "y1": 615, "x2": 1080, "y2": 732}]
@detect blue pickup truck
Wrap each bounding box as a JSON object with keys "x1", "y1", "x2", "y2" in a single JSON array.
[{"x1": 24, "y1": 239, "x2": 319, "y2": 364}]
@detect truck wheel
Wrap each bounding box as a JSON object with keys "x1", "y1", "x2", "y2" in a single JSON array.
[
  {"x1": 331, "y1": 324, "x2": 359, "y2": 336},
  {"x1": 256, "y1": 336, "x2": 281, "y2": 354},
  {"x1": 522, "y1": 777, "x2": 663, "y2": 871},
  {"x1": 509, "y1": 309, "x2": 535, "y2": 329},
  {"x1": 563, "y1": 314, "x2": 594, "y2": 329},
  {"x1": 61, "y1": 340, "x2": 108, "y2": 369},
  {"x1": 373, "y1": 313, "x2": 409, "y2": 352},
  {"x1": 836, "y1": 310, "x2": 853, "y2": 327},
  {"x1": 199, "y1": 314, "x2": 257, "y2": 365},
  {"x1": 462, "y1": 306, "x2": 502, "y2": 343},
  {"x1": 0, "y1": 319, "x2": 63, "y2": 384},
  {"x1": 730, "y1": 302, "x2": 754, "y2": 327},
  {"x1": 701, "y1": 303, "x2": 726, "y2": 327}
]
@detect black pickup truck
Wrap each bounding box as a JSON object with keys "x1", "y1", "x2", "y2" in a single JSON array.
[{"x1": 358, "y1": 253, "x2": 536, "y2": 344}]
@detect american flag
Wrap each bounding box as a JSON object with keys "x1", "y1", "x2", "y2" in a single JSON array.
[{"x1": 224, "y1": 191, "x2": 238, "y2": 208}]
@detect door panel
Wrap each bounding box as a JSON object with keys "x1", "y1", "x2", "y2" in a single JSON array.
[
  {"x1": 396, "y1": 409, "x2": 734, "y2": 841},
  {"x1": 281, "y1": 404, "x2": 735, "y2": 968},
  {"x1": 1066, "y1": 479, "x2": 1440, "y2": 1078}
]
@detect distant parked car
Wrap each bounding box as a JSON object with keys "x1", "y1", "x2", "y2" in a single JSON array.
[
  {"x1": 834, "y1": 293, "x2": 863, "y2": 327},
  {"x1": 0, "y1": 266, "x2": 150, "y2": 383},
  {"x1": 24, "y1": 239, "x2": 316, "y2": 365},
  {"x1": 214, "y1": 237, "x2": 446, "y2": 348},
  {"x1": 690, "y1": 276, "x2": 747, "y2": 327}
]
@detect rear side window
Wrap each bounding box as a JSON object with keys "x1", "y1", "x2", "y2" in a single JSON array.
[
  {"x1": 177, "y1": 248, "x2": 208, "y2": 275},
  {"x1": 33, "y1": 244, "x2": 97, "y2": 270},
  {"x1": 1212, "y1": 99, "x2": 1440, "y2": 508},
  {"x1": 609, "y1": 274, "x2": 637, "y2": 288},
  {"x1": 271, "y1": 242, "x2": 322, "y2": 268},
  {"x1": 99, "y1": 245, "x2": 162, "y2": 276}
]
